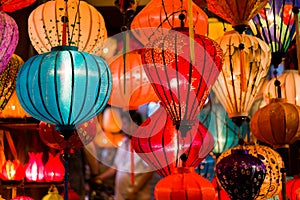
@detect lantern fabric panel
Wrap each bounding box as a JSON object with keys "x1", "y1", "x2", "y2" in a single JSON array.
[
  {"x1": 16, "y1": 46, "x2": 112, "y2": 130},
  {"x1": 131, "y1": 0, "x2": 208, "y2": 45},
  {"x1": 213, "y1": 31, "x2": 271, "y2": 118},
  {"x1": 0, "y1": 0, "x2": 36, "y2": 13},
  {"x1": 28, "y1": 0, "x2": 107, "y2": 54}
]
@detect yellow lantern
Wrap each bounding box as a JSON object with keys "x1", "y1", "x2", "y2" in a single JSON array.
[
  {"x1": 42, "y1": 185, "x2": 63, "y2": 200},
  {"x1": 28, "y1": 0, "x2": 107, "y2": 54},
  {"x1": 207, "y1": 18, "x2": 233, "y2": 40}
]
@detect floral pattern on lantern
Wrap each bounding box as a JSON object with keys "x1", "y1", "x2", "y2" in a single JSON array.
[
  {"x1": 155, "y1": 167, "x2": 216, "y2": 200},
  {"x1": 28, "y1": 0, "x2": 107, "y2": 54},
  {"x1": 0, "y1": 160, "x2": 25, "y2": 181},
  {"x1": 25, "y1": 152, "x2": 45, "y2": 182},
  {"x1": 131, "y1": 0, "x2": 208, "y2": 45},
  {"x1": 44, "y1": 153, "x2": 64, "y2": 182},
  {"x1": 0, "y1": 0, "x2": 36, "y2": 13},
  {"x1": 0, "y1": 11, "x2": 18, "y2": 74}
]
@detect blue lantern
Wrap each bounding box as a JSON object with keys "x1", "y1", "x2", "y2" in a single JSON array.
[{"x1": 16, "y1": 46, "x2": 112, "y2": 131}]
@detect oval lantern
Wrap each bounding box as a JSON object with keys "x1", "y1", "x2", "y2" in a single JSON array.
[
  {"x1": 108, "y1": 52, "x2": 159, "y2": 110},
  {"x1": 28, "y1": 0, "x2": 107, "y2": 54},
  {"x1": 212, "y1": 31, "x2": 271, "y2": 119},
  {"x1": 0, "y1": 54, "x2": 23, "y2": 111},
  {"x1": 16, "y1": 46, "x2": 112, "y2": 131},
  {"x1": 216, "y1": 149, "x2": 266, "y2": 200},
  {"x1": 142, "y1": 28, "x2": 223, "y2": 127},
  {"x1": 155, "y1": 167, "x2": 216, "y2": 200},
  {"x1": 44, "y1": 153, "x2": 65, "y2": 182},
  {"x1": 251, "y1": 98, "x2": 300, "y2": 147},
  {"x1": 0, "y1": 0, "x2": 35, "y2": 13},
  {"x1": 131, "y1": 106, "x2": 214, "y2": 177},
  {"x1": 285, "y1": 175, "x2": 300, "y2": 200},
  {"x1": 130, "y1": 0, "x2": 208, "y2": 45},
  {"x1": 0, "y1": 11, "x2": 18, "y2": 74}
]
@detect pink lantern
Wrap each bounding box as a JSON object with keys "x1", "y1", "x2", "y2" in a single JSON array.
[
  {"x1": 11, "y1": 196, "x2": 34, "y2": 200},
  {"x1": 25, "y1": 152, "x2": 45, "y2": 182},
  {"x1": 44, "y1": 153, "x2": 65, "y2": 182}
]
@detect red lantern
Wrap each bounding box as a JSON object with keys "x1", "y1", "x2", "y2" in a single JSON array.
[
  {"x1": 131, "y1": 106, "x2": 214, "y2": 177},
  {"x1": 155, "y1": 167, "x2": 216, "y2": 200},
  {"x1": 11, "y1": 196, "x2": 34, "y2": 200},
  {"x1": 286, "y1": 175, "x2": 300, "y2": 200},
  {"x1": 44, "y1": 153, "x2": 64, "y2": 182},
  {"x1": 39, "y1": 117, "x2": 97, "y2": 150},
  {"x1": 211, "y1": 177, "x2": 230, "y2": 200},
  {"x1": 108, "y1": 52, "x2": 159, "y2": 110},
  {"x1": 0, "y1": 160, "x2": 25, "y2": 181},
  {"x1": 25, "y1": 152, "x2": 45, "y2": 182},
  {"x1": 0, "y1": 0, "x2": 36, "y2": 12},
  {"x1": 142, "y1": 28, "x2": 223, "y2": 126},
  {"x1": 61, "y1": 188, "x2": 80, "y2": 200}
]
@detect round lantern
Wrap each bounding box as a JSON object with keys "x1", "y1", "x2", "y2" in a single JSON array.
[
  {"x1": 0, "y1": 0, "x2": 35, "y2": 12},
  {"x1": 0, "y1": 54, "x2": 23, "y2": 111},
  {"x1": 16, "y1": 46, "x2": 112, "y2": 131},
  {"x1": 44, "y1": 153, "x2": 65, "y2": 182},
  {"x1": 0, "y1": 11, "x2": 18, "y2": 74},
  {"x1": 212, "y1": 31, "x2": 271, "y2": 118},
  {"x1": 131, "y1": 106, "x2": 214, "y2": 177},
  {"x1": 155, "y1": 167, "x2": 216, "y2": 200},
  {"x1": 108, "y1": 52, "x2": 159, "y2": 110},
  {"x1": 216, "y1": 149, "x2": 266, "y2": 200},
  {"x1": 28, "y1": 0, "x2": 107, "y2": 54},
  {"x1": 142, "y1": 28, "x2": 223, "y2": 126},
  {"x1": 285, "y1": 175, "x2": 300, "y2": 200},
  {"x1": 0, "y1": 160, "x2": 25, "y2": 181},
  {"x1": 251, "y1": 98, "x2": 300, "y2": 147},
  {"x1": 39, "y1": 117, "x2": 97, "y2": 150},
  {"x1": 130, "y1": 0, "x2": 208, "y2": 45}
]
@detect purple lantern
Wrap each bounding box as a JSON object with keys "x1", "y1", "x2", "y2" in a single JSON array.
[
  {"x1": 0, "y1": 11, "x2": 18, "y2": 74},
  {"x1": 216, "y1": 149, "x2": 266, "y2": 200}
]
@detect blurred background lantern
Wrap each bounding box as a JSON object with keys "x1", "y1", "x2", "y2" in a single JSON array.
[
  {"x1": 25, "y1": 152, "x2": 45, "y2": 182},
  {"x1": 108, "y1": 51, "x2": 159, "y2": 110},
  {"x1": 250, "y1": 98, "x2": 300, "y2": 148},
  {"x1": 42, "y1": 185, "x2": 63, "y2": 200},
  {"x1": 207, "y1": 18, "x2": 233, "y2": 40},
  {"x1": 44, "y1": 153, "x2": 64, "y2": 182},
  {"x1": 216, "y1": 149, "x2": 266, "y2": 200},
  {"x1": 196, "y1": 152, "x2": 216, "y2": 182},
  {"x1": 130, "y1": 0, "x2": 208, "y2": 45},
  {"x1": 142, "y1": 28, "x2": 223, "y2": 129},
  {"x1": 154, "y1": 167, "x2": 216, "y2": 200},
  {"x1": 28, "y1": 0, "x2": 107, "y2": 54},
  {"x1": 0, "y1": 11, "x2": 19, "y2": 74},
  {"x1": 0, "y1": 0, "x2": 35, "y2": 13},
  {"x1": 212, "y1": 31, "x2": 271, "y2": 123},
  {"x1": 285, "y1": 175, "x2": 300, "y2": 200},
  {"x1": 0, "y1": 160, "x2": 25, "y2": 181},
  {"x1": 131, "y1": 106, "x2": 214, "y2": 177},
  {"x1": 0, "y1": 54, "x2": 23, "y2": 111},
  {"x1": 11, "y1": 196, "x2": 34, "y2": 200},
  {"x1": 101, "y1": 107, "x2": 122, "y2": 133}
]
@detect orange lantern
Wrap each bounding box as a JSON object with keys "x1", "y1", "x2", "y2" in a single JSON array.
[
  {"x1": 101, "y1": 107, "x2": 122, "y2": 133},
  {"x1": 44, "y1": 153, "x2": 64, "y2": 182},
  {"x1": 155, "y1": 167, "x2": 216, "y2": 200},
  {"x1": 0, "y1": 0, "x2": 35, "y2": 13},
  {"x1": 130, "y1": 0, "x2": 208, "y2": 45},
  {"x1": 25, "y1": 152, "x2": 45, "y2": 182},
  {"x1": 286, "y1": 175, "x2": 300, "y2": 200},
  {"x1": 108, "y1": 52, "x2": 159, "y2": 110},
  {"x1": 251, "y1": 98, "x2": 300, "y2": 147},
  {"x1": 0, "y1": 160, "x2": 25, "y2": 181}
]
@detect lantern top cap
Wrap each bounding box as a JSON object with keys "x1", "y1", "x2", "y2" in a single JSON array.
[
  {"x1": 231, "y1": 149, "x2": 249, "y2": 155},
  {"x1": 51, "y1": 46, "x2": 78, "y2": 52},
  {"x1": 173, "y1": 167, "x2": 194, "y2": 174}
]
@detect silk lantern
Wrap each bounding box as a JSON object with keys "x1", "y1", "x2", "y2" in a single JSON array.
[
  {"x1": 44, "y1": 153, "x2": 64, "y2": 182},
  {"x1": 142, "y1": 28, "x2": 223, "y2": 128},
  {"x1": 131, "y1": 106, "x2": 214, "y2": 177},
  {"x1": 0, "y1": 11, "x2": 18, "y2": 74},
  {"x1": 0, "y1": 0, "x2": 35, "y2": 13},
  {"x1": 25, "y1": 152, "x2": 45, "y2": 182},
  {"x1": 155, "y1": 167, "x2": 216, "y2": 200},
  {"x1": 130, "y1": 0, "x2": 208, "y2": 45},
  {"x1": 28, "y1": 0, "x2": 107, "y2": 54},
  {"x1": 285, "y1": 175, "x2": 300, "y2": 200},
  {"x1": 212, "y1": 31, "x2": 271, "y2": 120},
  {"x1": 108, "y1": 52, "x2": 159, "y2": 110},
  {"x1": 251, "y1": 98, "x2": 300, "y2": 147},
  {"x1": 0, "y1": 54, "x2": 23, "y2": 111},
  {"x1": 0, "y1": 160, "x2": 25, "y2": 181},
  {"x1": 216, "y1": 149, "x2": 266, "y2": 200}
]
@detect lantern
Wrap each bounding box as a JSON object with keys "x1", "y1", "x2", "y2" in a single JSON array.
[
  {"x1": 101, "y1": 107, "x2": 122, "y2": 133},
  {"x1": 42, "y1": 185, "x2": 63, "y2": 200},
  {"x1": 250, "y1": 98, "x2": 300, "y2": 147},
  {"x1": 0, "y1": 54, "x2": 23, "y2": 111},
  {"x1": 252, "y1": 0, "x2": 300, "y2": 67},
  {"x1": 286, "y1": 175, "x2": 300, "y2": 200},
  {"x1": 28, "y1": 0, "x2": 107, "y2": 54},
  {"x1": 130, "y1": 0, "x2": 208, "y2": 45},
  {"x1": 131, "y1": 106, "x2": 214, "y2": 177},
  {"x1": 211, "y1": 177, "x2": 230, "y2": 200},
  {"x1": 197, "y1": 152, "x2": 216, "y2": 182},
  {"x1": 25, "y1": 152, "x2": 45, "y2": 182},
  {"x1": 108, "y1": 52, "x2": 159, "y2": 110},
  {"x1": 61, "y1": 188, "x2": 80, "y2": 200},
  {"x1": 0, "y1": 160, "x2": 25, "y2": 181},
  {"x1": 212, "y1": 31, "x2": 271, "y2": 119},
  {"x1": 44, "y1": 153, "x2": 64, "y2": 182},
  {"x1": 11, "y1": 196, "x2": 34, "y2": 200},
  {"x1": 16, "y1": 46, "x2": 112, "y2": 132},
  {"x1": 207, "y1": 18, "x2": 233, "y2": 40},
  {"x1": 154, "y1": 167, "x2": 216, "y2": 200},
  {"x1": 0, "y1": 11, "x2": 18, "y2": 74},
  {"x1": 216, "y1": 149, "x2": 266, "y2": 200},
  {"x1": 39, "y1": 117, "x2": 97, "y2": 151},
  {"x1": 0, "y1": 0, "x2": 35, "y2": 13},
  {"x1": 142, "y1": 28, "x2": 223, "y2": 127}
]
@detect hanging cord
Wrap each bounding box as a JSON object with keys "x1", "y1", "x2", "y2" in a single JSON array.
[
  {"x1": 188, "y1": 0, "x2": 195, "y2": 65},
  {"x1": 62, "y1": 0, "x2": 69, "y2": 46},
  {"x1": 292, "y1": 7, "x2": 300, "y2": 74},
  {"x1": 274, "y1": 69, "x2": 282, "y2": 98}
]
